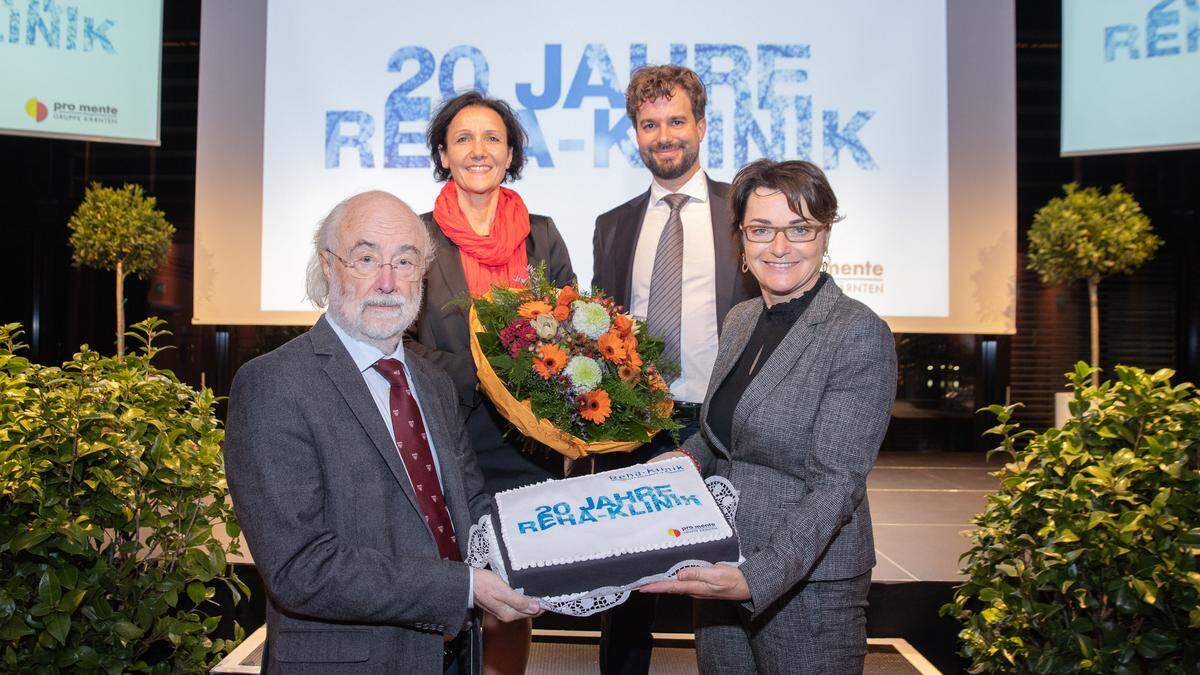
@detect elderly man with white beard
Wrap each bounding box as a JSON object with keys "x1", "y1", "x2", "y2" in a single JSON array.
[{"x1": 223, "y1": 191, "x2": 540, "y2": 675}]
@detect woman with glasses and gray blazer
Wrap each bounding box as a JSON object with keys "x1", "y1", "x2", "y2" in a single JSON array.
[{"x1": 641, "y1": 159, "x2": 897, "y2": 675}]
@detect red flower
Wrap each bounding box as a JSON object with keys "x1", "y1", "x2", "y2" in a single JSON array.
[{"x1": 498, "y1": 320, "x2": 537, "y2": 357}]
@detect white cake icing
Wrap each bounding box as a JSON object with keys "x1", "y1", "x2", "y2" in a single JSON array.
[{"x1": 494, "y1": 457, "x2": 734, "y2": 571}]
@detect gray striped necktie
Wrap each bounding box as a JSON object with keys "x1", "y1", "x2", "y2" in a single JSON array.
[{"x1": 646, "y1": 193, "x2": 689, "y2": 374}]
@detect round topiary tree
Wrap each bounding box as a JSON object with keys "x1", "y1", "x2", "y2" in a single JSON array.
[
  {"x1": 943, "y1": 363, "x2": 1200, "y2": 673},
  {"x1": 1026, "y1": 183, "x2": 1160, "y2": 388},
  {"x1": 67, "y1": 183, "x2": 174, "y2": 355}
]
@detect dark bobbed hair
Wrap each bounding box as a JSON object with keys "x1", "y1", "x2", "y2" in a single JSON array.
[
  {"x1": 625, "y1": 65, "x2": 707, "y2": 123},
  {"x1": 730, "y1": 159, "x2": 844, "y2": 234},
  {"x1": 426, "y1": 91, "x2": 528, "y2": 183}
]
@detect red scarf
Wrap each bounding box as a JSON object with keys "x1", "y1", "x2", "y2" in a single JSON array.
[{"x1": 432, "y1": 181, "x2": 531, "y2": 297}]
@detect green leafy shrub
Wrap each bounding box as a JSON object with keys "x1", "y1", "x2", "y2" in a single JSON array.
[
  {"x1": 0, "y1": 319, "x2": 245, "y2": 673},
  {"x1": 944, "y1": 363, "x2": 1200, "y2": 673},
  {"x1": 67, "y1": 183, "x2": 175, "y2": 355}
]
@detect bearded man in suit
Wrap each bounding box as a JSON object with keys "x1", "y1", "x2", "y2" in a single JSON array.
[
  {"x1": 591, "y1": 65, "x2": 757, "y2": 675},
  {"x1": 224, "y1": 191, "x2": 541, "y2": 674}
]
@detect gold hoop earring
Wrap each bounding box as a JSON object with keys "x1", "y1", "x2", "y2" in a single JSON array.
[
  {"x1": 740, "y1": 254, "x2": 749, "y2": 274},
  {"x1": 821, "y1": 251, "x2": 831, "y2": 273}
]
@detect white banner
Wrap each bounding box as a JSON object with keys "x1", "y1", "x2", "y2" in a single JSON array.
[
  {"x1": 0, "y1": 0, "x2": 162, "y2": 145},
  {"x1": 1061, "y1": 0, "x2": 1200, "y2": 156}
]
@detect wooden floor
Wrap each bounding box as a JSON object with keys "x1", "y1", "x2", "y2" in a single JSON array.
[{"x1": 526, "y1": 637, "x2": 938, "y2": 674}]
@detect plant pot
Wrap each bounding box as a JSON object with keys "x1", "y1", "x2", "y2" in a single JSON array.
[{"x1": 1054, "y1": 391, "x2": 1072, "y2": 427}]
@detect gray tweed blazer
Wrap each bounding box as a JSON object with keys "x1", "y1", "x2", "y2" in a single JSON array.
[
  {"x1": 224, "y1": 315, "x2": 491, "y2": 673},
  {"x1": 683, "y1": 277, "x2": 897, "y2": 618}
]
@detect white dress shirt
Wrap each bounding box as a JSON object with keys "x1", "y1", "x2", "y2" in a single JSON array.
[
  {"x1": 327, "y1": 316, "x2": 473, "y2": 609},
  {"x1": 629, "y1": 170, "x2": 720, "y2": 403}
]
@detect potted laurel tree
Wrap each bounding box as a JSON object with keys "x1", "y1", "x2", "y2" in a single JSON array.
[
  {"x1": 1026, "y1": 183, "x2": 1160, "y2": 424},
  {"x1": 68, "y1": 182, "x2": 175, "y2": 356},
  {"x1": 943, "y1": 363, "x2": 1200, "y2": 673},
  {"x1": 0, "y1": 320, "x2": 247, "y2": 671}
]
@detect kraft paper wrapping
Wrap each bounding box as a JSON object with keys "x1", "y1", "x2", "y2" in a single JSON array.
[{"x1": 468, "y1": 304, "x2": 656, "y2": 459}]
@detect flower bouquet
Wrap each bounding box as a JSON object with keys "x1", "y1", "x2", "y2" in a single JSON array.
[{"x1": 468, "y1": 265, "x2": 680, "y2": 459}]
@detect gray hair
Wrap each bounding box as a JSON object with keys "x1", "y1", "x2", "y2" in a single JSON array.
[{"x1": 304, "y1": 191, "x2": 437, "y2": 308}]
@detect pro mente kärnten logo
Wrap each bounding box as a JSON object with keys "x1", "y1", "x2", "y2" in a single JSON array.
[{"x1": 25, "y1": 97, "x2": 48, "y2": 122}]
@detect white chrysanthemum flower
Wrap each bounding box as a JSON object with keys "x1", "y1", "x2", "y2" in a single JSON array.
[
  {"x1": 564, "y1": 355, "x2": 603, "y2": 394},
  {"x1": 571, "y1": 302, "x2": 611, "y2": 340}
]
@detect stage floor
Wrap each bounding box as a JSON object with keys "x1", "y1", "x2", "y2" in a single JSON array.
[{"x1": 869, "y1": 452, "x2": 1001, "y2": 582}]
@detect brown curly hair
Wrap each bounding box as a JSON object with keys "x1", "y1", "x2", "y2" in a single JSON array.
[{"x1": 624, "y1": 65, "x2": 707, "y2": 123}]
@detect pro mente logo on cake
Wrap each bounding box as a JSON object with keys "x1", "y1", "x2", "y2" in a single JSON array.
[
  {"x1": 25, "y1": 97, "x2": 48, "y2": 122},
  {"x1": 666, "y1": 522, "x2": 720, "y2": 539}
]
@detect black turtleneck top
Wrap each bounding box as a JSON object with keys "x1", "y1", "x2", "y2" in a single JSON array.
[{"x1": 706, "y1": 273, "x2": 828, "y2": 450}]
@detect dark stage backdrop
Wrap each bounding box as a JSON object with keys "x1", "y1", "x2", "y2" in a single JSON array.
[{"x1": 1, "y1": 0, "x2": 1197, "y2": 442}]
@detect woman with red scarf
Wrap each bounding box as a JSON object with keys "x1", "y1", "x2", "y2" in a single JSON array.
[{"x1": 409, "y1": 91, "x2": 574, "y2": 674}]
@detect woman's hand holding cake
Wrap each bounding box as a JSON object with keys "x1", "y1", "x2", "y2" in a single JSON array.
[{"x1": 639, "y1": 564, "x2": 751, "y2": 601}]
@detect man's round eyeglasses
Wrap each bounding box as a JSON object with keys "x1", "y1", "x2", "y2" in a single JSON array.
[
  {"x1": 323, "y1": 248, "x2": 424, "y2": 281},
  {"x1": 740, "y1": 223, "x2": 827, "y2": 244}
]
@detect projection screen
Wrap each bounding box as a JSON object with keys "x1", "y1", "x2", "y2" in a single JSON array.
[{"x1": 195, "y1": 0, "x2": 1015, "y2": 334}]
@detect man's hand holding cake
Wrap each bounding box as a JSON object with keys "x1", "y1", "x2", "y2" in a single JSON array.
[{"x1": 472, "y1": 568, "x2": 544, "y2": 621}]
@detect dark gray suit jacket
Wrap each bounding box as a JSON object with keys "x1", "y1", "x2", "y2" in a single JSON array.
[
  {"x1": 591, "y1": 176, "x2": 757, "y2": 332},
  {"x1": 407, "y1": 212, "x2": 575, "y2": 494},
  {"x1": 224, "y1": 316, "x2": 491, "y2": 673},
  {"x1": 683, "y1": 278, "x2": 897, "y2": 619}
]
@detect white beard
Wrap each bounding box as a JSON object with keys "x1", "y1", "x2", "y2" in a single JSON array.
[{"x1": 328, "y1": 279, "x2": 423, "y2": 348}]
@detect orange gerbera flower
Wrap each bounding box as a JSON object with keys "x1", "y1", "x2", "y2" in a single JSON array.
[
  {"x1": 578, "y1": 390, "x2": 612, "y2": 424},
  {"x1": 612, "y1": 313, "x2": 633, "y2": 337},
  {"x1": 518, "y1": 301, "x2": 553, "y2": 319},
  {"x1": 556, "y1": 285, "x2": 580, "y2": 307},
  {"x1": 623, "y1": 333, "x2": 638, "y2": 352},
  {"x1": 552, "y1": 305, "x2": 570, "y2": 322},
  {"x1": 618, "y1": 363, "x2": 640, "y2": 383},
  {"x1": 624, "y1": 343, "x2": 643, "y2": 369},
  {"x1": 533, "y1": 343, "x2": 568, "y2": 379},
  {"x1": 597, "y1": 331, "x2": 627, "y2": 363},
  {"x1": 655, "y1": 398, "x2": 674, "y2": 417}
]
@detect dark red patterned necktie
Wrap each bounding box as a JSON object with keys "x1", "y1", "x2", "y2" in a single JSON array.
[{"x1": 372, "y1": 358, "x2": 461, "y2": 561}]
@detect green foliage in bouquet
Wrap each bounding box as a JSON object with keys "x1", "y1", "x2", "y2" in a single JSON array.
[
  {"x1": 473, "y1": 264, "x2": 680, "y2": 443},
  {"x1": 0, "y1": 320, "x2": 246, "y2": 673},
  {"x1": 942, "y1": 363, "x2": 1200, "y2": 673}
]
